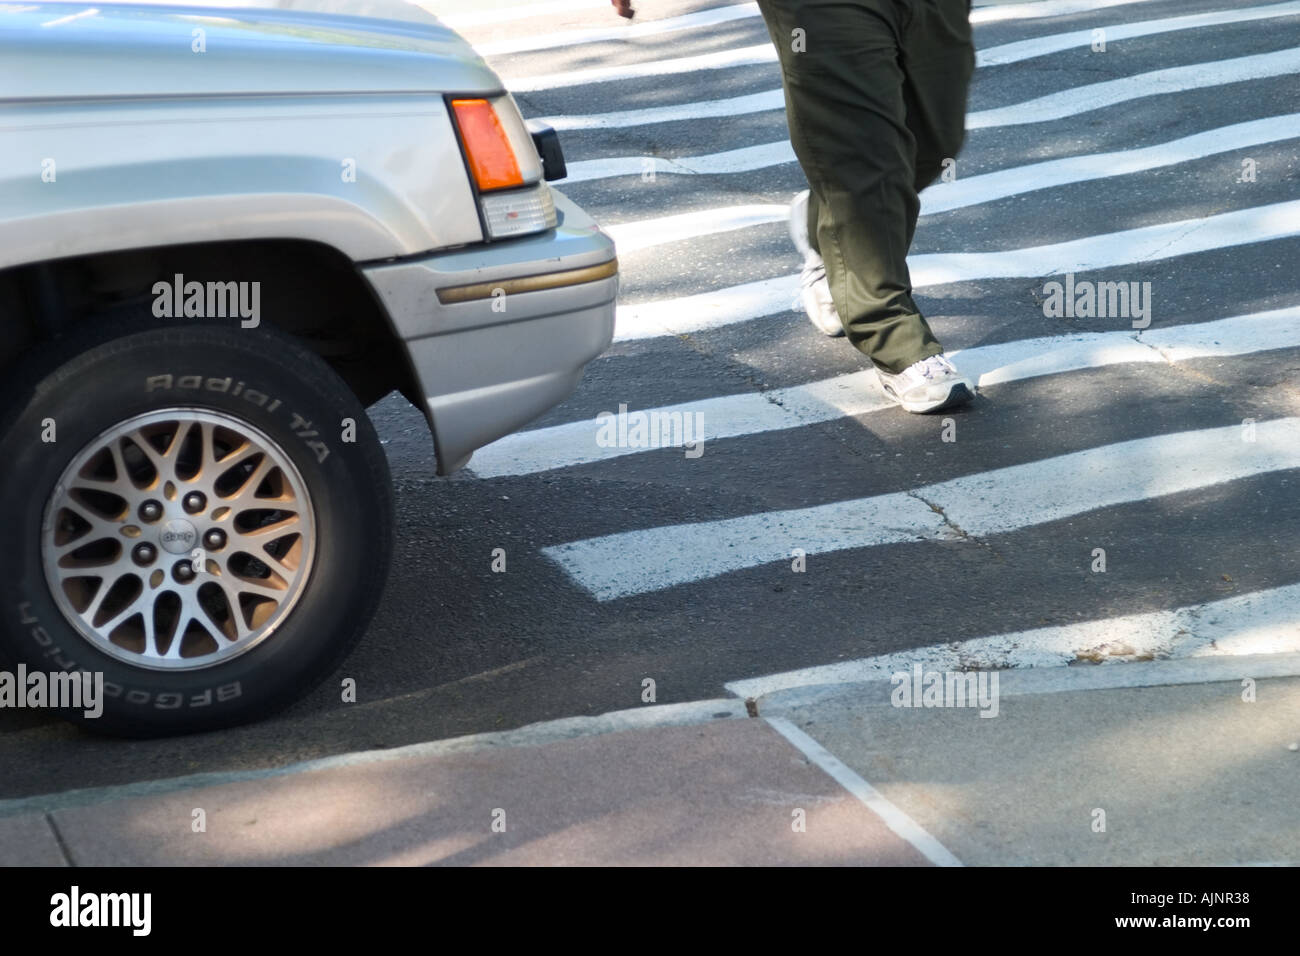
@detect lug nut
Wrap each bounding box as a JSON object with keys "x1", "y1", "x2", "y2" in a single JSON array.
[
  {"x1": 173, "y1": 560, "x2": 196, "y2": 583},
  {"x1": 139, "y1": 500, "x2": 163, "y2": 522},
  {"x1": 132, "y1": 542, "x2": 157, "y2": 566},
  {"x1": 203, "y1": 528, "x2": 227, "y2": 550},
  {"x1": 183, "y1": 491, "x2": 206, "y2": 514}
]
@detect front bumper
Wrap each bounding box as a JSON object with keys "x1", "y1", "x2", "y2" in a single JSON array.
[{"x1": 362, "y1": 188, "x2": 617, "y2": 474}]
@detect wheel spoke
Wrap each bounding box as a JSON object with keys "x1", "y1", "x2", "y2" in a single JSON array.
[
  {"x1": 140, "y1": 600, "x2": 163, "y2": 659},
  {"x1": 70, "y1": 475, "x2": 122, "y2": 491},
  {"x1": 124, "y1": 427, "x2": 174, "y2": 483},
  {"x1": 231, "y1": 577, "x2": 287, "y2": 601},
  {"x1": 77, "y1": 577, "x2": 115, "y2": 625},
  {"x1": 237, "y1": 513, "x2": 301, "y2": 540},
  {"x1": 214, "y1": 580, "x2": 254, "y2": 643},
  {"x1": 215, "y1": 442, "x2": 260, "y2": 472},
  {"x1": 160, "y1": 612, "x2": 192, "y2": 661},
  {"x1": 258, "y1": 542, "x2": 291, "y2": 570},
  {"x1": 107, "y1": 439, "x2": 129, "y2": 483},
  {"x1": 61, "y1": 497, "x2": 124, "y2": 534},
  {"x1": 225, "y1": 456, "x2": 272, "y2": 503},
  {"x1": 53, "y1": 524, "x2": 118, "y2": 558},
  {"x1": 85, "y1": 588, "x2": 150, "y2": 636}
]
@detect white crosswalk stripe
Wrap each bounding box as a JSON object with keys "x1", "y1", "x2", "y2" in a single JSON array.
[
  {"x1": 542, "y1": 418, "x2": 1300, "y2": 600},
  {"x1": 605, "y1": 204, "x2": 791, "y2": 254},
  {"x1": 507, "y1": 43, "x2": 778, "y2": 93},
  {"x1": 974, "y1": 1, "x2": 1300, "y2": 66},
  {"x1": 563, "y1": 141, "x2": 795, "y2": 183},
  {"x1": 537, "y1": 89, "x2": 786, "y2": 132},
  {"x1": 565, "y1": 113, "x2": 1300, "y2": 209},
  {"x1": 727, "y1": 581, "x2": 1300, "y2": 699},
  {"x1": 967, "y1": 0, "x2": 1165, "y2": 25},
  {"x1": 968, "y1": 46, "x2": 1300, "y2": 129}
]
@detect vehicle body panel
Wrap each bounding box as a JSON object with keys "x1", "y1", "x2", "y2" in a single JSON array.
[
  {"x1": 4, "y1": 2, "x2": 500, "y2": 100},
  {"x1": 364, "y1": 189, "x2": 617, "y2": 474},
  {"x1": 1, "y1": 96, "x2": 485, "y2": 267},
  {"x1": 2, "y1": 0, "x2": 619, "y2": 475}
]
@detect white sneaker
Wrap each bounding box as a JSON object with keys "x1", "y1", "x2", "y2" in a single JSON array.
[
  {"x1": 875, "y1": 353, "x2": 975, "y2": 414},
  {"x1": 789, "y1": 190, "x2": 844, "y2": 337}
]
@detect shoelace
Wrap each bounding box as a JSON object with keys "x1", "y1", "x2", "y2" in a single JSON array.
[
  {"x1": 914, "y1": 355, "x2": 953, "y2": 381},
  {"x1": 799, "y1": 262, "x2": 826, "y2": 288}
]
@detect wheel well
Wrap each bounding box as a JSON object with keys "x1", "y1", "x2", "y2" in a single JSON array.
[{"x1": 0, "y1": 239, "x2": 421, "y2": 408}]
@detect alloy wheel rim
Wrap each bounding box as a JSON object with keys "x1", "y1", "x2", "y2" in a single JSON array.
[{"x1": 41, "y1": 408, "x2": 316, "y2": 671}]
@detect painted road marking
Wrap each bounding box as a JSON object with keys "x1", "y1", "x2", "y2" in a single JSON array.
[
  {"x1": 729, "y1": 584, "x2": 1300, "y2": 699},
  {"x1": 542, "y1": 417, "x2": 1300, "y2": 600},
  {"x1": 565, "y1": 113, "x2": 1300, "y2": 203},
  {"x1": 605, "y1": 203, "x2": 790, "y2": 252}
]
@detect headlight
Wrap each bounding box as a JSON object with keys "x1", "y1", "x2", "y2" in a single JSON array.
[{"x1": 450, "y1": 94, "x2": 556, "y2": 239}]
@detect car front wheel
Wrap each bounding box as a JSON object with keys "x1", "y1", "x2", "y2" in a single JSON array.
[{"x1": 0, "y1": 319, "x2": 393, "y2": 736}]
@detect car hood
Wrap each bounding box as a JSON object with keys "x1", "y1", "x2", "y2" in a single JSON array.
[{"x1": 1, "y1": 0, "x2": 503, "y2": 100}]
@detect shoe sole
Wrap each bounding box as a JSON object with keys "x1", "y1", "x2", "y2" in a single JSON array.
[{"x1": 885, "y1": 381, "x2": 975, "y2": 414}]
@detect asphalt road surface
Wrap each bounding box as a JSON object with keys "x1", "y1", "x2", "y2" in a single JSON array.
[{"x1": 3, "y1": 0, "x2": 1298, "y2": 798}]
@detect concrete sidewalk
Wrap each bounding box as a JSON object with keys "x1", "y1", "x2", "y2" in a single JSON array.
[{"x1": 2, "y1": 655, "x2": 1298, "y2": 866}]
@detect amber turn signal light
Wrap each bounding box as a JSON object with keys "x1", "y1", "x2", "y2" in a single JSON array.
[{"x1": 451, "y1": 98, "x2": 525, "y2": 191}]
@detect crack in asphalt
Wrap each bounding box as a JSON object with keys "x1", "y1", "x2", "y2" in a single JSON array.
[
  {"x1": 1134, "y1": 329, "x2": 1300, "y2": 403},
  {"x1": 906, "y1": 489, "x2": 1005, "y2": 562}
]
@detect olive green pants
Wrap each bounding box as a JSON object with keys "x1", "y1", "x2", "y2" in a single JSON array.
[{"x1": 757, "y1": 0, "x2": 974, "y2": 373}]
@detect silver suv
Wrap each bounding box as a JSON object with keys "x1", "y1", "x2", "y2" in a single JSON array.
[{"x1": 0, "y1": 0, "x2": 618, "y2": 735}]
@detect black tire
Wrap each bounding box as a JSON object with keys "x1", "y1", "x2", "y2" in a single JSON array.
[{"x1": 0, "y1": 318, "x2": 393, "y2": 737}]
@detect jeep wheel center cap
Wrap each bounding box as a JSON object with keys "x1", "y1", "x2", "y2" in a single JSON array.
[{"x1": 160, "y1": 518, "x2": 198, "y2": 554}]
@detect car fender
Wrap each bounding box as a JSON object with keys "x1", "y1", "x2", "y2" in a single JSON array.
[{"x1": 1, "y1": 95, "x2": 485, "y2": 267}]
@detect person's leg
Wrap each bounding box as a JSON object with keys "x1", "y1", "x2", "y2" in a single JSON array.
[
  {"x1": 900, "y1": 0, "x2": 975, "y2": 249},
  {"x1": 757, "y1": 0, "x2": 939, "y2": 373}
]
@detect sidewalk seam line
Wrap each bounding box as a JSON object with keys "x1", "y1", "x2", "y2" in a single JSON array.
[
  {"x1": 764, "y1": 716, "x2": 963, "y2": 867},
  {"x1": 44, "y1": 812, "x2": 76, "y2": 867}
]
